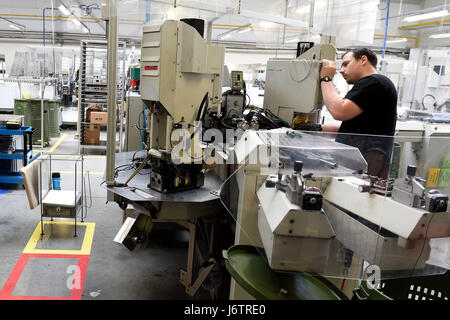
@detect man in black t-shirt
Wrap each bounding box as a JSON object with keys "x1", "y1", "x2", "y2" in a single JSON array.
[{"x1": 319, "y1": 48, "x2": 398, "y2": 178}]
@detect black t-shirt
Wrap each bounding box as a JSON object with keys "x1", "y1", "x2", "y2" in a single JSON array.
[
  {"x1": 336, "y1": 74, "x2": 397, "y2": 178},
  {"x1": 339, "y1": 73, "x2": 397, "y2": 136}
]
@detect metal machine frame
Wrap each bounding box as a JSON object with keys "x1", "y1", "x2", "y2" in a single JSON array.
[{"x1": 102, "y1": 10, "x2": 228, "y2": 297}]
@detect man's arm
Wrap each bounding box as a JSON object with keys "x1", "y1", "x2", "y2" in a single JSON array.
[
  {"x1": 320, "y1": 60, "x2": 363, "y2": 121},
  {"x1": 322, "y1": 123, "x2": 340, "y2": 132}
]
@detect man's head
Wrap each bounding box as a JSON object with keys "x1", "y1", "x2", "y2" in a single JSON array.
[{"x1": 340, "y1": 48, "x2": 377, "y2": 84}]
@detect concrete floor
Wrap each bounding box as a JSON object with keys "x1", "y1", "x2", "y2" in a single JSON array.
[{"x1": 0, "y1": 128, "x2": 215, "y2": 300}]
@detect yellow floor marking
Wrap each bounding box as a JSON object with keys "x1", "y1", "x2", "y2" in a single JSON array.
[
  {"x1": 23, "y1": 221, "x2": 96, "y2": 255},
  {"x1": 47, "y1": 133, "x2": 69, "y2": 153}
]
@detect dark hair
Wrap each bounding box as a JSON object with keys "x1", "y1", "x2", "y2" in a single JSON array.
[{"x1": 343, "y1": 48, "x2": 377, "y2": 68}]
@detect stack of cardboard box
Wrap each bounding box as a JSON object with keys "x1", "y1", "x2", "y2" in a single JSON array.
[{"x1": 84, "y1": 104, "x2": 107, "y2": 145}]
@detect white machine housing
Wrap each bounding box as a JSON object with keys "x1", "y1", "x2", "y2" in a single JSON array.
[
  {"x1": 257, "y1": 180, "x2": 335, "y2": 272},
  {"x1": 140, "y1": 20, "x2": 224, "y2": 152},
  {"x1": 263, "y1": 44, "x2": 336, "y2": 124},
  {"x1": 233, "y1": 129, "x2": 450, "y2": 276}
]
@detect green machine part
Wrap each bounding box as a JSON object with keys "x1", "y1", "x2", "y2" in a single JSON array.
[
  {"x1": 130, "y1": 67, "x2": 140, "y2": 80},
  {"x1": 223, "y1": 245, "x2": 349, "y2": 300}
]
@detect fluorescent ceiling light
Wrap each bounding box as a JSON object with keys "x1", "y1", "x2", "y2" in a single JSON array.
[
  {"x1": 9, "y1": 24, "x2": 22, "y2": 31},
  {"x1": 220, "y1": 34, "x2": 231, "y2": 39},
  {"x1": 82, "y1": 26, "x2": 89, "y2": 33},
  {"x1": 429, "y1": 33, "x2": 450, "y2": 39},
  {"x1": 58, "y1": 4, "x2": 71, "y2": 16},
  {"x1": 71, "y1": 17, "x2": 81, "y2": 26},
  {"x1": 385, "y1": 38, "x2": 408, "y2": 44},
  {"x1": 403, "y1": 9, "x2": 449, "y2": 22},
  {"x1": 238, "y1": 27, "x2": 251, "y2": 34},
  {"x1": 259, "y1": 21, "x2": 277, "y2": 28}
]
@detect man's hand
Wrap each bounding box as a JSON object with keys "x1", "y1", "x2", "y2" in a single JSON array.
[{"x1": 320, "y1": 59, "x2": 336, "y2": 79}]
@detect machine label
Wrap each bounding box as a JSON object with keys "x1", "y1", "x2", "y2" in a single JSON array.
[{"x1": 144, "y1": 66, "x2": 158, "y2": 71}]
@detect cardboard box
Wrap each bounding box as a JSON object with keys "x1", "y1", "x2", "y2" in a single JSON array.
[
  {"x1": 86, "y1": 107, "x2": 101, "y2": 122},
  {"x1": 90, "y1": 111, "x2": 108, "y2": 124},
  {"x1": 84, "y1": 124, "x2": 100, "y2": 145}
]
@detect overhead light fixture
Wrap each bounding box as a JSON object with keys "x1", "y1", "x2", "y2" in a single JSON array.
[
  {"x1": 238, "y1": 27, "x2": 251, "y2": 34},
  {"x1": 71, "y1": 17, "x2": 81, "y2": 26},
  {"x1": 58, "y1": 4, "x2": 71, "y2": 16},
  {"x1": 9, "y1": 24, "x2": 23, "y2": 31},
  {"x1": 259, "y1": 21, "x2": 277, "y2": 29},
  {"x1": 220, "y1": 34, "x2": 231, "y2": 40},
  {"x1": 0, "y1": 17, "x2": 25, "y2": 31},
  {"x1": 385, "y1": 38, "x2": 408, "y2": 44},
  {"x1": 82, "y1": 26, "x2": 90, "y2": 33},
  {"x1": 403, "y1": 9, "x2": 449, "y2": 22},
  {"x1": 429, "y1": 32, "x2": 450, "y2": 39}
]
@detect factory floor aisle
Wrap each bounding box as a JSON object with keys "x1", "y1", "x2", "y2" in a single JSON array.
[{"x1": 0, "y1": 128, "x2": 211, "y2": 300}]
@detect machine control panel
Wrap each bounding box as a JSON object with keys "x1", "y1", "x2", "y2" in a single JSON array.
[{"x1": 231, "y1": 70, "x2": 244, "y2": 91}]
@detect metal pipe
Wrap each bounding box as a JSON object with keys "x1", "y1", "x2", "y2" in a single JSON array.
[
  {"x1": 146, "y1": 0, "x2": 151, "y2": 23},
  {"x1": 40, "y1": 79, "x2": 44, "y2": 149},
  {"x1": 43, "y1": 8, "x2": 46, "y2": 77},
  {"x1": 282, "y1": 0, "x2": 288, "y2": 44},
  {"x1": 51, "y1": 0, "x2": 56, "y2": 77},
  {"x1": 105, "y1": 0, "x2": 118, "y2": 186},
  {"x1": 382, "y1": 0, "x2": 391, "y2": 59}
]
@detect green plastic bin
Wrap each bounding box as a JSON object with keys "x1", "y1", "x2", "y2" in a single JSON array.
[
  {"x1": 28, "y1": 98, "x2": 50, "y2": 145},
  {"x1": 13, "y1": 98, "x2": 28, "y2": 117},
  {"x1": 47, "y1": 99, "x2": 60, "y2": 138}
]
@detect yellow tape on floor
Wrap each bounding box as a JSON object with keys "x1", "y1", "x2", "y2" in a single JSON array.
[
  {"x1": 47, "y1": 133, "x2": 68, "y2": 153},
  {"x1": 23, "y1": 221, "x2": 96, "y2": 255}
]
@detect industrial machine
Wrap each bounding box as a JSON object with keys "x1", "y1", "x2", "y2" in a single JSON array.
[
  {"x1": 218, "y1": 42, "x2": 450, "y2": 299},
  {"x1": 106, "y1": 19, "x2": 234, "y2": 298},
  {"x1": 220, "y1": 71, "x2": 246, "y2": 124},
  {"x1": 202, "y1": 70, "x2": 254, "y2": 133},
  {"x1": 58, "y1": 73, "x2": 73, "y2": 107},
  {"x1": 140, "y1": 18, "x2": 224, "y2": 193},
  {"x1": 222, "y1": 128, "x2": 450, "y2": 299},
  {"x1": 263, "y1": 43, "x2": 336, "y2": 130}
]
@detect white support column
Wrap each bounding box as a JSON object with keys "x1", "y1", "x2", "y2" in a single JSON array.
[{"x1": 104, "y1": 0, "x2": 118, "y2": 186}]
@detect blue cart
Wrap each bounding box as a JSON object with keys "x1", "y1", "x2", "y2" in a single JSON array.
[{"x1": 0, "y1": 125, "x2": 35, "y2": 184}]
